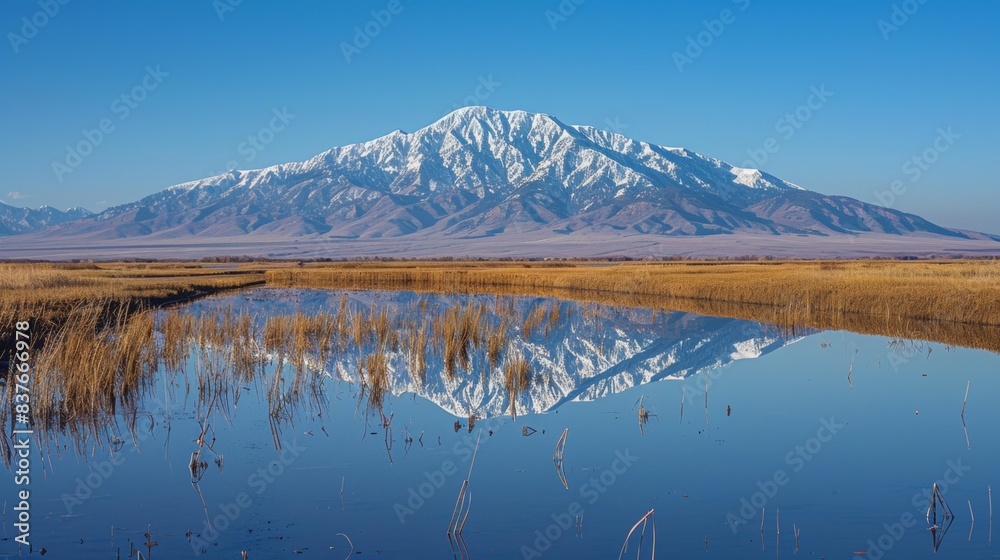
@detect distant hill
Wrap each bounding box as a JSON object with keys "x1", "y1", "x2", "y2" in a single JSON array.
[
  {"x1": 0, "y1": 202, "x2": 91, "y2": 236},
  {"x1": 4, "y1": 107, "x2": 997, "y2": 259}
]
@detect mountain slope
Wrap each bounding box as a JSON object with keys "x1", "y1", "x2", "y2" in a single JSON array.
[
  {"x1": 0, "y1": 202, "x2": 92, "y2": 236},
  {"x1": 5, "y1": 107, "x2": 993, "y2": 247}
]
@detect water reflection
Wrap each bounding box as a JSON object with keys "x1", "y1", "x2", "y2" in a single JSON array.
[
  {"x1": 2, "y1": 288, "x2": 998, "y2": 559},
  {"x1": 184, "y1": 289, "x2": 803, "y2": 422}
]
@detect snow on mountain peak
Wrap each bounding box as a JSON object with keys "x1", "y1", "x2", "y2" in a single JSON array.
[
  {"x1": 40, "y1": 106, "x2": 972, "y2": 242},
  {"x1": 730, "y1": 166, "x2": 804, "y2": 191},
  {"x1": 155, "y1": 107, "x2": 800, "y2": 205}
]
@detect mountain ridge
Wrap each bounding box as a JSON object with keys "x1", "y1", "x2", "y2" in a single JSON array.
[
  {"x1": 4, "y1": 107, "x2": 998, "y2": 256},
  {"x1": 0, "y1": 202, "x2": 92, "y2": 236},
  {"x1": 188, "y1": 288, "x2": 803, "y2": 419}
]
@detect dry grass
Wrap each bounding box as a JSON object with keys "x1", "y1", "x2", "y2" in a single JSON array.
[
  {"x1": 362, "y1": 352, "x2": 390, "y2": 410},
  {"x1": 6, "y1": 258, "x2": 1000, "y2": 448},
  {"x1": 9, "y1": 259, "x2": 999, "y2": 357},
  {"x1": 522, "y1": 303, "x2": 547, "y2": 341},
  {"x1": 503, "y1": 351, "x2": 531, "y2": 420},
  {"x1": 32, "y1": 306, "x2": 158, "y2": 431},
  {"x1": 487, "y1": 320, "x2": 507, "y2": 369},
  {"x1": 406, "y1": 322, "x2": 429, "y2": 386},
  {"x1": 230, "y1": 313, "x2": 260, "y2": 382},
  {"x1": 161, "y1": 309, "x2": 195, "y2": 372},
  {"x1": 435, "y1": 301, "x2": 489, "y2": 378},
  {"x1": 1, "y1": 262, "x2": 265, "y2": 318},
  {"x1": 0, "y1": 262, "x2": 266, "y2": 365},
  {"x1": 266, "y1": 260, "x2": 1000, "y2": 352}
]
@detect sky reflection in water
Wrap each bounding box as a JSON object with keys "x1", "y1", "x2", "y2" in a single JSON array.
[{"x1": 4, "y1": 288, "x2": 999, "y2": 559}]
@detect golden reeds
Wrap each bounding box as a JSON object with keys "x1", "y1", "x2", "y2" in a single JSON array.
[
  {"x1": 522, "y1": 304, "x2": 547, "y2": 341},
  {"x1": 406, "y1": 323, "x2": 428, "y2": 386},
  {"x1": 230, "y1": 313, "x2": 260, "y2": 382},
  {"x1": 14, "y1": 257, "x2": 1000, "y2": 458},
  {"x1": 486, "y1": 320, "x2": 506, "y2": 369},
  {"x1": 362, "y1": 352, "x2": 390, "y2": 411},
  {"x1": 439, "y1": 302, "x2": 488, "y2": 378},
  {"x1": 32, "y1": 304, "x2": 158, "y2": 428},
  {"x1": 503, "y1": 351, "x2": 531, "y2": 420},
  {"x1": 161, "y1": 309, "x2": 195, "y2": 372},
  {"x1": 1, "y1": 262, "x2": 265, "y2": 337},
  {"x1": 265, "y1": 260, "x2": 1000, "y2": 353}
]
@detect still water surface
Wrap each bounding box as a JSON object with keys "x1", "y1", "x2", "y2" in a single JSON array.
[{"x1": 4, "y1": 288, "x2": 999, "y2": 559}]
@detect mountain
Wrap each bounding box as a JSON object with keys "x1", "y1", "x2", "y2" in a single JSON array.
[
  {"x1": 0, "y1": 202, "x2": 92, "y2": 236},
  {"x1": 4, "y1": 107, "x2": 998, "y2": 258},
  {"x1": 190, "y1": 289, "x2": 803, "y2": 418}
]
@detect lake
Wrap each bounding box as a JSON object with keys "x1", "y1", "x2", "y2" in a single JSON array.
[{"x1": 3, "y1": 288, "x2": 998, "y2": 559}]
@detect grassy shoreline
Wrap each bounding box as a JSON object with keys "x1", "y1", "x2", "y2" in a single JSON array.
[
  {"x1": 3, "y1": 260, "x2": 999, "y2": 353},
  {"x1": 0, "y1": 262, "x2": 270, "y2": 363},
  {"x1": 3, "y1": 259, "x2": 998, "y2": 447},
  {"x1": 266, "y1": 260, "x2": 1000, "y2": 352}
]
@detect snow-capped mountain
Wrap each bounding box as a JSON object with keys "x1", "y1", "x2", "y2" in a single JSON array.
[
  {"x1": 187, "y1": 289, "x2": 803, "y2": 419},
  {"x1": 0, "y1": 202, "x2": 92, "y2": 236},
  {"x1": 15, "y1": 107, "x2": 984, "y2": 244}
]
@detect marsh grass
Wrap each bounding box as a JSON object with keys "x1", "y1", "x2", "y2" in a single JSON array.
[
  {"x1": 261, "y1": 310, "x2": 345, "y2": 424},
  {"x1": 266, "y1": 260, "x2": 1000, "y2": 353},
  {"x1": 406, "y1": 323, "x2": 429, "y2": 387},
  {"x1": 144, "y1": 296, "x2": 536, "y2": 434},
  {"x1": 231, "y1": 313, "x2": 260, "y2": 382},
  {"x1": 486, "y1": 320, "x2": 506, "y2": 369},
  {"x1": 1, "y1": 262, "x2": 265, "y2": 329},
  {"x1": 362, "y1": 352, "x2": 390, "y2": 411},
  {"x1": 19, "y1": 304, "x2": 267, "y2": 459},
  {"x1": 521, "y1": 304, "x2": 547, "y2": 341},
  {"x1": 502, "y1": 351, "x2": 531, "y2": 420},
  {"x1": 14, "y1": 257, "x2": 1000, "y2": 463},
  {"x1": 92, "y1": 296, "x2": 528, "y2": 432},
  {"x1": 7, "y1": 259, "x2": 1000, "y2": 360},
  {"x1": 436, "y1": 302, "x2": 490, "y2": 378},
  {"x1": 161, "y1": 310, "x2": 195, "y2": 372},
  {"x1": 32, "y1": 304, "x2": 158, "y2": 435},
  {"x1": 0, "y1": 263, "x2": 268, "y2": 398}
]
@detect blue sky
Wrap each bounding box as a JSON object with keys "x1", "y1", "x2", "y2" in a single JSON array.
[{"x1": 2, "y1": 0, "x2": 997, "y2": 231}]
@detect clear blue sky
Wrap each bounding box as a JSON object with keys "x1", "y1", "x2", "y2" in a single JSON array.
[{"x1": 2, "y1": 0, "x2": 997, "y2": 232}]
